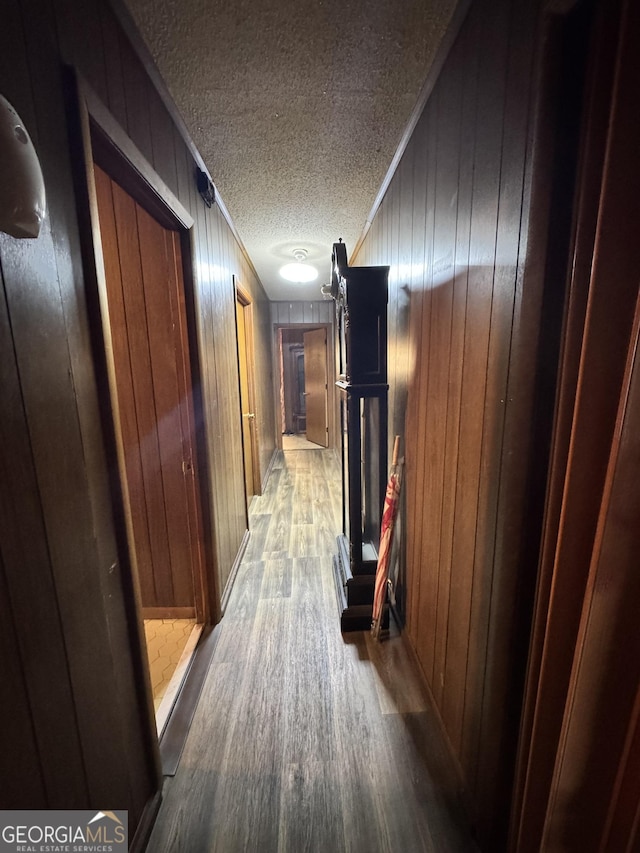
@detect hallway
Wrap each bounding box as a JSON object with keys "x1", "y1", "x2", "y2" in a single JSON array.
[{"x1": 148, "y1": 449, "x2": 477, "y2": 852}]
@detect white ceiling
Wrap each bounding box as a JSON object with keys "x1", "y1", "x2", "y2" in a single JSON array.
[{"x1": 123, "y1": 0, "x2": 458, "y2": 300}]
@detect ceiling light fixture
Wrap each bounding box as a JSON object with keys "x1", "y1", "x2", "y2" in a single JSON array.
[{"x1": 279, "y1": 248, "x2": 318, "y2": 283}]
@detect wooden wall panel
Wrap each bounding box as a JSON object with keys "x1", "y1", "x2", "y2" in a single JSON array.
[
  {"x1": 542, "y1": 295, "x2": 640, "y2": 852},
  {"x1": 99, "y1": 1, "x2": 128, "y2": 130},
  {"x1": 0, "y1": 0, "x2": 158, "y2": 827},
  {"x1": 0, "y1": 0, "x2": 275, "y2": 835},
  {"x1": 513, "y1": 2, "x2": 640, "y2": 847},
  {"x1": 441, "y1": 9, "x2": 478, "y2": 757},
  {"x1": 0, "y1": 267, "x2": 88, "y2": 807},
  {"x1": 352, "y1": 0, "x2": 545, "y2": 845},
  {"x1": 117, "y1": 30, "x2": 154, "y2": 165},
  {"x1": 0, "y1": 553, "x2": 47, "y2": 808},
  {"x1": 270, "y1": 300, "x2": 333, "y2": 326}
]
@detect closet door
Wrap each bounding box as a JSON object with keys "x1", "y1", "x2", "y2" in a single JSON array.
[{"x1": 94, "y1": 165, "x2": 202, "y2": 616}]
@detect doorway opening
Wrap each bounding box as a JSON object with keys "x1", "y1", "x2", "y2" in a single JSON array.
[
  {"x1": 92, "y1": 164, "x2": 207, "y2": 735},
  {"x1": 74, "y1": 75, "x2": 215, "y2": 752},
  {"x1": 277, "y1": 325, "x2": 332, "y2": 450}
]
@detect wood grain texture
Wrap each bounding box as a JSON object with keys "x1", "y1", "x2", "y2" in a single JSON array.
[
  {"x1": 542, "y1": 290, "x2": 640, "y2": 852},
  {"x1": 0, "y1": 0, "x2": 274, "y2": 836},
  {"x1": 514, "y1": 2, "x2": 640, "y2": 848},
  {"x1": 351, "y1": 0, "x2": 553, "y2": 845},
  {"x1": 0, "y1": 262, "x2": 87, "y2": 807},
  {"x1": 110, "y1": 176, "x2": 176, "y2": 604},
  {"x1": 270, "y1": 301, "x2": 333, "y2": 326},
  {"x1": 0, "y1": 0, "x2": 160, "y2": 821},
  {"x1": 149, "y1": 450, "x2": 477, "y2": 853}
]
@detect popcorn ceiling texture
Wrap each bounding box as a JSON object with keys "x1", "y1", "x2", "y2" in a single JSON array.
[{"x1": 124, "y1": 0, "x2": 457, "y2": 299}]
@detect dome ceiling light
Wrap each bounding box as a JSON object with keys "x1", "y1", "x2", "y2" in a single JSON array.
[{"x1": 279, "y1": 248, "x2": 318, "y2": 283}]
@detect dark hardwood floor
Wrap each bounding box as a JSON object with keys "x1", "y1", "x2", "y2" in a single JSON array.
[{"x1": 148, "y1": 449, "x2": 478, "y2": 852}]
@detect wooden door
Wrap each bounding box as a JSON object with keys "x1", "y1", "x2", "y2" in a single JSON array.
[
  {"x1": 236, "y1": 297, "x2": 257, "y2": 502},
  {"x1": 542, "y1": 292, "x2": 640, "y2": 853},
  {"x1": 94, "y1": 165, "x2": 203, "y2": 618},
  {"x1": 303, "y1": 328, "x2": 329, "y2": 447}
]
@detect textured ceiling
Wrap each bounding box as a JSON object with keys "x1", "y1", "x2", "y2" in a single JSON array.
[{"x1": 123, "y1": 0, "x2": 457, "y2": 299}]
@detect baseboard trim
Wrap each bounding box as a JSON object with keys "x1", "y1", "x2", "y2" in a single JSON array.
[
  {"x1": 159, "y1": 623, "x2": 221, "y2": 776},
  {"x1": 220, "y1": 528, "x2": 250, "y2": 614},
  {"x1": 129, "y1": 789, "x2": 162, "y2": 853},
  {"x1": 261, "y1": 447, "x2": 278, "y2": 492},
  {"x1": 399, "y1": 628, "x2": 475, "y2": 823}
]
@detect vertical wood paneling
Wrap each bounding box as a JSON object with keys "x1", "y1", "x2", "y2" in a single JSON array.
[
  {"x1": 94, "y1": 167, "x2": 157, "y2": 606},
  {"x1": 0, "y1": 267, "x2": 88, "y2": 806},
  {"x1": 148, "y1": 89, "x2": 179, "y2": 196},
  {"x1": 254, "y1": 279, "x2": 277, "y2": 483},
  {"x1": 99, "y1": 1, "x2": 128, "y2": 130},
  {"x1": 442, "y1": 7, "x2": 478, "y2": 750},
  {"x1": 395, "y1": 152, "x2": 413, "y2": 445},
  {"x1": 111, "y1": 181, "x2": 176, "y2": 603},
  {"x1": 459, "y1": 0, "x2": 511, "y2": 789},
  {"x1": 405, "y1": 112, "x2": 428, "y2": 644},
  {"x1": 16, "y1": 0, "x2": 157, "y2": 824},
  {"x1": 386, "y1": 170, "x2": 400, "y2": 440},
  {"x1": 430, "y1": 31, "x2": 464, "y2": 712},
  {"x1": 1, "y1": 162, "x2": 135, "y2": 813},
  {"x1": 289, "y1": 302, "x2": 304, "y2": 323},
  {"x1": 190, "y1": 176, "x2": 224, "y2": 606},
  {"x1": 542, "y1": 296, "x2": 640, "y2": 851},
  {"x1": 54, "y1": 0, "x2": 109, "y2": 104},
  {"x1": 1, "y1": 0, "x2": 274, "y2": 834},
  {"x1": 473, "y1": 0, "x2": 539, "y2": 835},
  {"x1": 118, "y1": 29, "x2": 154, "y2": 164},
  {"x1": 270, "y1": 301, "x2": 331, "y2": 326},
  {"x1": 173, "y1": 129, "x2": 192, "y2": 211},
  {"x1": 414, "y1": 96, "x2": 437, "y2": 682},
  {"x1": 136, "y1": 203, "x2": 196, "y2": 605},
  {"x1": 0, "y1": 553, "x2": 47, "y2": 807},
  {"x1": 352, "y1": 0, "x2": 546, "y2": 844},
  {"x1": 514, "y1": 2, "x2": 640, "y2": 847},
  {"x1": 170, "y1": 228, "x2": 207, "y2": 617}
]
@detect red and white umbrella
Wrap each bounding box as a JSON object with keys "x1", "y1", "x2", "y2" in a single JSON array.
[{"x1": 371, "y1": 435, "x2": 404, "y2": 639}]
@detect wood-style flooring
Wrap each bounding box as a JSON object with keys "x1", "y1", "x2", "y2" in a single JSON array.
[{"x1": 148, "y1": 449, "x2": 478, "y2": 852}]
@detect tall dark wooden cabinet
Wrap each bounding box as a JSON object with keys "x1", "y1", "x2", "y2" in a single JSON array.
[{"x1": 330, "y1": 241, "x2": 390, "y2": 630}]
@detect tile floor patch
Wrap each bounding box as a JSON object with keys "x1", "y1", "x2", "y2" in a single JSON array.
[{"x1": 144, "y1": 619, "x2": 196, "y2": 711}]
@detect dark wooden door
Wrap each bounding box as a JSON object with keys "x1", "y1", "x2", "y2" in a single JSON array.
[
  {"x1": 303, "y1": 328, "x2": 329, "y2": 447},
  {"x1": 94, "y1": 165, "x2": 203, "y2": 617}
]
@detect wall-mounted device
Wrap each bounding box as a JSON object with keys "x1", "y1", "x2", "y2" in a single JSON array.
[
  {"x1": 0, "y1": 94, "x2": 46, "y2": 239},
  {"x1": 196, "y1": 167, "x2": 215, "y2": 208}
]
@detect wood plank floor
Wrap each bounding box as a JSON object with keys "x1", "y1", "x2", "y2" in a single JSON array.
[{"x1": 148, "y1": 449, "x2": 478, "y2": 852}]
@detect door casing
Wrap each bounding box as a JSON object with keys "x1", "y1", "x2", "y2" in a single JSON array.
[
  {"x1": 71, "y1": 72, "x2": 217, "y2": 768},
  {"x1": 273, "y1": 322, "x2": 336, "y2": 450}
]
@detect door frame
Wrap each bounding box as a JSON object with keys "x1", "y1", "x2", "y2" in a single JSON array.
[
  {"x1": 69, "y1": 71, "x2": 216, "y2": 759},
  {"x1": 273, "y1": 322, "x2": 336, "y2": 449},
  {"x1": 509, "y1": 0, "x2": 640, "y2": 847},
  {"x1": 234, "y1": 278, "x2": 261, "y2": 500}
]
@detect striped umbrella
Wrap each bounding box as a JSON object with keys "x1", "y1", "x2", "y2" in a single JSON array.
[{"x1": 371, "y1": 435, "x2": 404, "y2": 640}]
